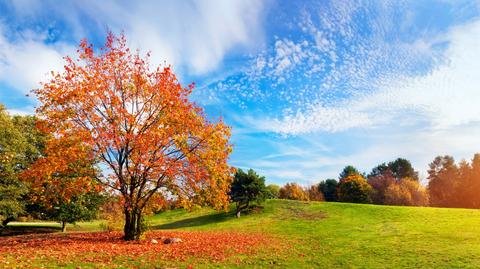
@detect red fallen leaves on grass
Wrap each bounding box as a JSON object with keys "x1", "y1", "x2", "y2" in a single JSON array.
[{"x1": 0, "y1": 231, "x2": 274, "y2": 265}]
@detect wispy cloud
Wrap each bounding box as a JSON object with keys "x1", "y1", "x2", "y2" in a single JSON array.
[{"x1": 265, "y1": 19, "x2": 480, "y2": 134}]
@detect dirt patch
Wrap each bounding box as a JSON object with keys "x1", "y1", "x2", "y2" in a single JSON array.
[{"x1": 280, "y1": 205, "x2": 327, "y2": 221}]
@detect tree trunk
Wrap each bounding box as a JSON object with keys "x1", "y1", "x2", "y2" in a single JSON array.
[
  {"x1": 123, "y1": 209, "x2": 143, "y2": 241},
  {"x1": 1, "y1": 216, "x2": 14, "y2": 227},
  {"x1": 61, "y1": 221, "x2": 67, "y2": 233}
]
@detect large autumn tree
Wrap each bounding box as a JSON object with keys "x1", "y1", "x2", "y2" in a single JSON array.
[{"x1": 34, "y1": 34, "x2": 233, "y2": 240}]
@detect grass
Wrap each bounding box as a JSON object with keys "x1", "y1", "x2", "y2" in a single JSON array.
[{"x1": 3, "y1": 199, "x2": 480, "y2": 268}]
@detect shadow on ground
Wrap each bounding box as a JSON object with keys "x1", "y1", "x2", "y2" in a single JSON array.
[
  {"x1": 1, "y1": 225, "x2": 60, "y2": 237},
  {"x1": 151, "y1": 211, "x2": 234, "y2": 230}
]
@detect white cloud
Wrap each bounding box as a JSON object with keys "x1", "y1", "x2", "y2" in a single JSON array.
[
  {"x1": 265, "y1": 19, "x2": 480, "y2": 135},
  {"x1": 0, "y1": 27, "x2": 75, "y2": 93},
  {"x1": 5, "y1": 0, "x2": 265, "y2": 76}
]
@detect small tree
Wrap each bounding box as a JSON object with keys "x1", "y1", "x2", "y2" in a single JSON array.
[
  {"x1": 21, "y1": 136, "x2": 103, "y2": 232},
  {"x1": 266, "y1": 184, "x2": 280, "y2": 199},
  {"x1": 279, "y1": 183, "x2": 309, "y2": 201},
  {"x1": 337, "y1": 174, "x2": 372, "y2": 203},
  {"x1": 229, "y1": 169, "x2": 267, "y2": 218},
  {"x1": 319, "y1": 179, "x2": 338, "y2": 201}
]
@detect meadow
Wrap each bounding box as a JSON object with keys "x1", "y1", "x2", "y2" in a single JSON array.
[{"x1": 2, "y1": 199, "x2": 480, "y2": 268}]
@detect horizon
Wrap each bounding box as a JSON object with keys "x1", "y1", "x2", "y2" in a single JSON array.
[{"x1": 1, "y1": 0, "x2": 480, "y2": 185}]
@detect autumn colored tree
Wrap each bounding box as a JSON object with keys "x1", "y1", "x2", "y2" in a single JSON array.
[
  {"x1": 229, "y1": 169, "x2": 267, "y2": 217},
  {"x1": 279, "y1": 183, "x2": 309, "y2": 201},
  {"x1": 307, "y1": 185, "x2": 324, "y2": 201},
  {"x1": 34, "y1": 33, "x2": 233, "y2": 240},
  {"x1": 367, "y1": 169, "x2": 396, "y2": 204},
  {"x1": 21, "y1": 135, "x2": 103, "y2": 232},
  {"x1": 384, "y1": 177, "x2": 429, "y2": 206},
  {"x1": 337, "y1": 174, "x2": 372, "y2": 203}
]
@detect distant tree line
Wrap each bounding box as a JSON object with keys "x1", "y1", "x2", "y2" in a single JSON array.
[{"x1": 239, "y1": 156, "x2": 480, "y2": 210}]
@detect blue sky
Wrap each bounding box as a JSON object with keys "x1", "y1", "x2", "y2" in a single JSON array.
[{"x1": 1, "y1": 0, "x2": 480, "y2": 185}]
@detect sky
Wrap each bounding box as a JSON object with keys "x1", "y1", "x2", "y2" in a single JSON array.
[{"x1": 1, "y1": 0, "x2": 480, "y2": 185}]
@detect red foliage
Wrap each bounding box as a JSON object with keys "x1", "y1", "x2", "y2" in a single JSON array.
[{"x1": 0, "y1": 231, "x2": 274, "y2": 267}]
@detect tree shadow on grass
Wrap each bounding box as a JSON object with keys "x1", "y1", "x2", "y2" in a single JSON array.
[
  {"x1": 1, "y1": 225, "x2": 60, "y2": 237},
  {"x1": 151, "y1": 211, "x2": 234, "y2": 230}
]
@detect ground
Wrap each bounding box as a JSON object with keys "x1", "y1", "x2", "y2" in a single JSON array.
[{"x1": 2, "y1": 199, "x2": 480, "y2": 268}]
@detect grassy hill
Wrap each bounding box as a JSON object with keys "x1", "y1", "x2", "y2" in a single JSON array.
[{"x1": 4, "y1": 199, "x2": 480, "y2": 268}]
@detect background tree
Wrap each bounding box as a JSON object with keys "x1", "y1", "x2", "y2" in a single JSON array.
[
  {"x1": 339, "y1": 165, "x2": 361, "y2": 179},
  {"x1": 387, "y1": 158, "x2": 419, "y2": 181},
  {"x1": 337, "y1": 174, "x2": 372, "y2": 203},
  {"x1": 21, "y1": 136, "x2": 103, "y2": 232},
  {"x1": 0, "y1": 106, "x2": 45, "y2": 228},
  {"x1": 369, "y1": 158, "x2": 418, "y2": 181},
  {"x1": 384, "y1": 178, "x2": 428, "y2": 206},
  {"x1": 367, "y1": 169, "x2": 395, "y2": 204},
  {"x1": 229, "y1": 169, "x2": 267, "y2": 218},
  {"x1": 265, "y1": 184, "x2": 280, "y2": 199},
  {"x1": 279, "y1": 183, "x2": 309, "y2": 201},
  {"x1": 34, "y1": 34, "x2": 233, "y2": 240},
  {"x1": 318, "y1": 179, "x2": 338, "y2": 202},
  {"x1": 427, "y1": 156, "x2": 458, "y2": 207},
  {"x1": 308, "y1": 185, "x2": 324, "y2": 201}
]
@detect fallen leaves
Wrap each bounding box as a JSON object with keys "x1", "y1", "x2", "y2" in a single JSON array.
[{"x1": 0, "y1": 230, "x2": 275, "y2": 267}]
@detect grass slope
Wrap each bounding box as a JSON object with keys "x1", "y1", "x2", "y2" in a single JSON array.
[{"x1": 4, "y1": 199, "x2": 480, "y2": 268}]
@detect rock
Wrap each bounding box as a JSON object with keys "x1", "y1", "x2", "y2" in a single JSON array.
[
  {"x1": 150, "y1": 239, "x2": 158, "y2": 244},
  {"x1": 163, "y1": 237, "x2": 182, "y2": 244}
]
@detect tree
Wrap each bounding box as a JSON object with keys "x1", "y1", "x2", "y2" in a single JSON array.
[
  {"x1": 307, "y1": 185, "x2": 324, "y2": 201},
  {"x1": 387, "y1": 158, "x2": 419, "y2": 181},
  {"x1": 339, "y1": 165, "x2": 361, "y2": 179},
  {"x1": 369, "y1": 158, "x2": 418, "y2": 181},
  {"x1": 318, "y1": 179, "x2": 338, "y2": 202},
  {"x1": 427, "y1": 156, "x2": 458, "y2": 207},
  {"x1": 265, "y1": 184, "x2": 280, "y2": 199},
  {"x1": 0, "y1": 106, "x2": 45, "y2": 228},
  {"x1": 229, "y1": 169, "x2": 267, "y2": 218},
  {"x1": 337, "y1": 174, "x2": 372, "y2": 203},
  {"x1": 21, "y1": 136, "x2": 103, "y2": 232},
  {"x1": 367, "y1": 169, "x2": 395, "y2": 204},
  {"x1": 34, "y1": 34, "x2": 233, "y2": 240},
  {"x1": 384, "y1": 177, "x2": 428, "y2": 206},
  {"x1": 279, "y1": 183, "x2": 309, "y2": 201}
]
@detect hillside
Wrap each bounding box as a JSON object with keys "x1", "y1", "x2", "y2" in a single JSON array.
[{"x1": 3, "y1": 200, "x2": 480, "y2": 268}]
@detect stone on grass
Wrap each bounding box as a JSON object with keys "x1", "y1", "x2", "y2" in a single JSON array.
[{"x1": 163, "y1": 237, "x2": 182, "y2": 244}]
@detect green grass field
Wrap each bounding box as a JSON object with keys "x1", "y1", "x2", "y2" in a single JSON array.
[{"x1": 4, "y1": 199, "x2": 480, "y2": 268}]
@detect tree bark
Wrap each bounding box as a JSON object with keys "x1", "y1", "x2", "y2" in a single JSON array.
[
  {"x1": 61, "y1": 221, "x2": 67, "y2": 233},
  {"x1": 123, "y1": 209, "x2": 143, "y2": 240}
]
